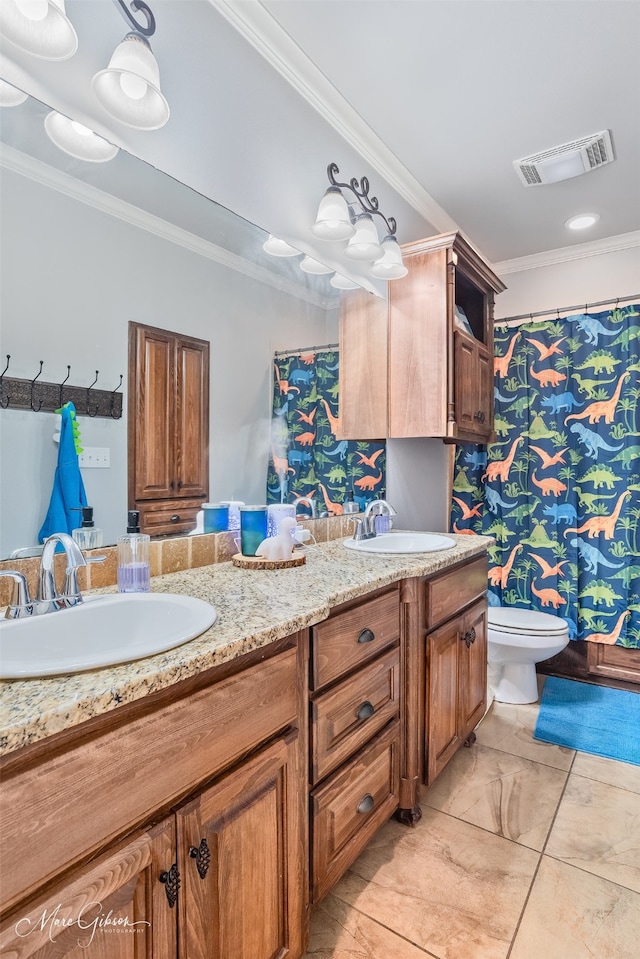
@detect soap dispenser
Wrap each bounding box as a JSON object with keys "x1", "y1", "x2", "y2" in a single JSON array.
[
  {"x1": 117, "y1": 510, "x2": 150, "y2": 593},
  {"x1": 343, "y1": 490, "x2": 359, "y2": 514},
  {"x1": 72, "y1": 506, "x2": 103, "y2": 549}
]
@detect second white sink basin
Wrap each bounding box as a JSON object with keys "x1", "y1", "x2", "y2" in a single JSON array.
[
  {"x1": 343, "y1": 531, "x2": 456, "y2": 554},
  {"x1": 0, "y1": 593, "x2": 216, "y2": 679}
]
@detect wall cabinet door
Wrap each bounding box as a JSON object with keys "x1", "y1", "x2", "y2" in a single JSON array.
[
  {"x1": 176, "y1": 733, "x2": 304, "y2": 959},
  {"x1": 458, "y1": 600, "x2": 488, "y2": 741},
  {"x1": 454, "y1": 332, "x2": 493, "y2": 442},
  {"x1": 0, "y1": 818, "x2": 177, "y2": 958}
]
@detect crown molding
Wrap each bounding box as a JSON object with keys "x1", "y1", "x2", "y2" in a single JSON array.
[
  {"x1": 208, "y1": 0, "x2": 458, "y2": 235},
  {"x1": 494, "y1": 230, "x2": 640, "y2": 275},
  {"x1": 0, "y1": 143, "x2": 336, "y2": 312}
]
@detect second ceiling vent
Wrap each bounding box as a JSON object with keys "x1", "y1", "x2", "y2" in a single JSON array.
[{"x1": 513, "y1": 130, "x2": 614, "y2": 186}]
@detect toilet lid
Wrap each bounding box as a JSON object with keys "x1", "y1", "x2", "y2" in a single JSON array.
[{"x1": 488, "y1": 606, "x2": 568, "y2": 636}]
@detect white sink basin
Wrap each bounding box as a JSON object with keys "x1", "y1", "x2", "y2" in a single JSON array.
[
  {"x1": 0, "y1": 593, "x2": 216, "y2": 679},
  {"x1": 343, "y1": 531, "x2": 456, "y2": 554}
]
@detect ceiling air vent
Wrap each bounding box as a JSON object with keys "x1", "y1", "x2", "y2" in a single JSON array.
[{"x1": 513, "y1": 130, "x2": 614, "y2": 187}]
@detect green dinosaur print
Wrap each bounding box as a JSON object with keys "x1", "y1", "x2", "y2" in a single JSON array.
[
  {"x1": 326, "y1": 465, "x2": 347, "y2": 483},
  {"x1": 575, "y1": 488, "x2": 617, "y2": 508},
  {"x1": 506, "y1": 497, "x2": 541, "y2": 527},
  {"x1": 571, "y1": 373, "x2": 616, "y2": 398},
  {"x1": 578, "y1": 580, "x2": 624, "y2": 607},
  {"x1": 579, "y1": 608, "x2": 619, "y2": 629},
  {"x1": 579, "y1": 465, "x2": 623, "y2": 489},
  {"x1": 504, "y1": 396, "x2": 531, "y2": 419},
  {"x1": 609, "y1": 565, "x2": 640, "y2": 587},
  {"x1": 574, "y1": 350, "x2": 621, "y2": 374},
  {"x1": 611, "y1": 327, "x2": 640, "y2": 352},
  {"x1": 484, "y1": 520, "x2": 513, "y2": 542},
  {"x1": 609, "y1": 446, "x2": 640, "y2": 470},
  {"x1": 493, "y1": 415, "x2": 512, "y2": 437}
]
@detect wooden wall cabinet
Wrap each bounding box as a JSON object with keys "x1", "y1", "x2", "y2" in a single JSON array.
[
  {"x1": 129, "y1": 322, "x2": 209, "y2": 535},
  {"x1": 338, "y1": 231, "x2": 505, "y2": 443}
]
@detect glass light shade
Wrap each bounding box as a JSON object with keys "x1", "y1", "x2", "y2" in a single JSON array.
[
  {"x1": 344, "y1": 213, "x2": 383, "y2": 261},
  {"x1": 299, "y1": 256, "x2": 333, "y2": 275},
  {"x1": 262, "y1": 235, "x2": 301, "y2": 257},
  {"x1": 44, "y1": 111, "x2": 119, "y2": 162},
  {"x1": 330, "y1": 273, "x2": 360, "y2": 290},
  {"x1": 0, "y1": 78, "x2": 28, "y2": 106},
  {"x1": 0, "y1": 0, "x2": 77, "y2": 60},
  {"x1": 92, "y1": 33, "x2": 169, "y2": 130},
  {"x1": 311, "y1": 186, "x2": 355, "y2": 241},
  {"x1": 369, "y1": 235, "x2": 408, "y2": 279}
]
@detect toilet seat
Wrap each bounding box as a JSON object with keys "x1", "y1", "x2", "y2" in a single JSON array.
[{"x1": 488, "y1": 607, "x2": 568, "y2": 637}]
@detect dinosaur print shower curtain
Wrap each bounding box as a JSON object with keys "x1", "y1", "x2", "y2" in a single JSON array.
[
  {"x1": 267, "y1": 349, "x2": 386, "y2": 515},
  {"x1": 452, "y1": 304, "x2": 640, "y2": 648}
]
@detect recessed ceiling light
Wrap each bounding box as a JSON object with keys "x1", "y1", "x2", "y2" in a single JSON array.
[{"x1": 565, "y1": 213, "x2": 600, "y2": 231}]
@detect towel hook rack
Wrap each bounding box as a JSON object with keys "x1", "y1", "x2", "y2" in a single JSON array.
[
  {"x1": 86, "y1": 370, "x2": 99, "y2": 417},
  {"x1": 0, "y1": 355, "x2": 10, "y2": 409},
  {"x1": 59, "y1": 365, "x2": 71, "y2": 409},
  {"x1": 30, "y1": 361, "x2": 44, "y2": 412},
  {"x1": 109, "y1": 374, "x2": 123, "y2": 418}
]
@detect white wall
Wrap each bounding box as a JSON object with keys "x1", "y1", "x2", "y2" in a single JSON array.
[
  {"x1": 386, "y1": 244, "x2": 640, "y2": 533},
  {"x1": 0, "y1": 171, "x2": 337, "y2": 556}
]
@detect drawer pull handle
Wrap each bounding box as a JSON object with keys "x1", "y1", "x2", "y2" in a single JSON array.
[
  {"x1": 356, "y1": 701, "x2": 375, "y2": 721},
  {"x1": 357, "y1": 628, "x2": 375, "y2": 644},
  {"x1": 356, "y1": 793, "x2": 375, "y2": 815},
  {"x1": 462, "y1": 627, "x2": 477, "y2": 648},
  {"x1": 189, "y1": 839, "x2": 211, "y2": 879},
  {"x1": 159, "y1": 863, "x2": 180, "y2": 908},
  {"x1": 171, "y1": 514, "x2": 180, "y2": 523}
]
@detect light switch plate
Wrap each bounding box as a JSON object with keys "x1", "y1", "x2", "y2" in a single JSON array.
[{"x1": 79, "y1": 447, "x2": 110, "y2": 468}]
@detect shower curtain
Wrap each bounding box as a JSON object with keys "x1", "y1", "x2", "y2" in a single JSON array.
[
  {"x1": 452, "y1": 304, "x2": 640, "y2": 648},
  {"x1": 267, "y1": 348, "x2": 386, "y2": 514}
]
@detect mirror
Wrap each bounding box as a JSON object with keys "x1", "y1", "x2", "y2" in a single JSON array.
[{"x1": 0, "y1": 89, "x2": 342, "y2": 557}]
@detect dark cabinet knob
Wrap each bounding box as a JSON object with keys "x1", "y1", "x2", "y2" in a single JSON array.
[
  {"x1": 159, "y1": 863, "x2": 180, "y2": 908},
  {"x1": 189, "y1": 838, "x2": 211, "y2": 879},
  {"x1": 474, "y1": 411, "x2": 486, "y2": 423},
  {"x1": 171, "y1": 514, "x2": 180, "y2": 523},
  {"x1": 356, "y1": 793, "x2": 375, "y2": 815},
  {"x1": 170, "y1": 480, "x2": 175, "y2": 489},
  {"x1": 462, "y1": 627, "x2": 477, "y2": 648},
  {"x1": 357, "y1": 628, "x2": 375, "y2": 644},
  {"x1": 356, "y1": 701, "x2": 375, "y2": 721},
  {"x1": 177, "y1": 480, "x2": 183, "y2": 490}
]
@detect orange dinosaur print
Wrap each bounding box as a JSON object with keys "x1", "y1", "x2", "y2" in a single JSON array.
[
  {"x1": 270, "y1": 446, "x2": 295, "y2": 477},
  {"x1": 354, "y1": 470, "x2": 383, "y2": 491},
  {"x1": 356, "y1": 448, "x2": 384, "y2": 469},
  {"x1": 295, "y1": 406, "x2": 317, "y2": 426},
  {"x1": 488, "y1": 544, "x2": 522, "y2": 588},
  {"x1": 452, "y1": 496, "x2": 483, "y2": 520},
  {"x1": 481, "y1": 437, "x2": 522, "y2": 483},
  {"x1": 529, "y1": 363, "x2": 567, "y2": 388},
  {"x1": 274, "y1": 362, "x2": 300, "y2": 396},
  {"x1": 531, "y1": 581, "x2": 567, "y2": 609},
  {"x1": 452, "y1": 522, "x2": 477, "y2": 535},
  {"x1": 587, "y1": 610, "x2": 630, "y2": 645},
  {"x1": 529, "y1": 553, "x2": 569, "y2": 579},
  {"x1": 318, "y1": 482, "x2": 343, "y2": 516},
  {"x1": 563, "y1": 490, "x2": 630, "y2": 540},
  {"x1": 494, "y1": 332, "x2": 519, "y2": 378},
  {"x1": 565, "y1": 372, "x2": 630, "y2": 425},
  {"x1": 531, "y1": 471, "x2": 567, "y2": 497},
  {"x1": 296, "y1": 431, "x2": 316, "y2": 447},
  {"x1": 530, "y1": 445, "x2": 568, "y2": 469},
  {"x1": 525, "y1": 337, "x2": 567, "y2": 361},
  {"x1": 299, "y1": 352, "x2": 316, "y2": 365},
  {"x1": 321, "y1": 398, "x2": 340, "y2": 436}
]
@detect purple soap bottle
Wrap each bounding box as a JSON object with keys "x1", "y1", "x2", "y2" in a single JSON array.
[{"x1": 117, "y1": 510, "x2": 150, "y2": 593}]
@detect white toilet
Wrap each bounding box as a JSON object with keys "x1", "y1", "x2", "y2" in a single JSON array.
[{"x1": 487, "y1": 607, "x2": 570, "y2": 704}]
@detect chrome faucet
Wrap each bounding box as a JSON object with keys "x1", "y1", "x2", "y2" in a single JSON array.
[
  {"x1": 38, "y1": 533, "x2": 88, "y2": 609},
  {"x1": 352, "y1": 499, "x2": 398, "y2": 540},
  {"x1": 292, "y1": 495, "x2": 317, "y2": 519},
  {"x1": 0, "y1": 570, "x2": 35, "y2": 619}
]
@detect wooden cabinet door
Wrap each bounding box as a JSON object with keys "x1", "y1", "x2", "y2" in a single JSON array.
[
  {"x1": 131, "y1": 323, "x2": 175, "y2": 501},
  {"x1": 0, "y1": 819, "x2": 177, "y2": 958},
  {"x1": 425, "y1": 618, "x2": 460, "y2": 785},
  {"x1": 454, "y1": 333, "x2": 493, "y2": 442},
  {"x1": 458, "y1": 600, "x2": 488, "y2": 741},
  {"x1": 175, "y1": 336, "x2": 209, "y2": 497},
  {"x1": 176, "y1": 733, "x2": 304, "y2": 959}
]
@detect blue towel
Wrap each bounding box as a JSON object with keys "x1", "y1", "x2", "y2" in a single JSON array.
[{"x1": 38, "y1": 402, "x2": 87, "y2": 542}]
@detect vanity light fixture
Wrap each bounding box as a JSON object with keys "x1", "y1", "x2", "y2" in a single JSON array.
[
  {"x1": 330, "y1": 273, "x2": 360, "y2": 290},
  {"x1": 92, "y1": 1, "x2": 169, "y2": 130},
  {"x1": 44, "y1": 111, "x2": 119, "y2": 162},
  {"x1": 0, "y1": 77, "x2": 28, "y2": 106},
  {"x1": 564, "y1": 213, "x2": 600, "y2": 231},
  {"x1": 0, "y1": 0, "x2": 78, "y2": 61},
  {"x1": 299, "y1": 256, "x2": 333, "y2": 275},
  {"x1": 262, "y1": 235, "x2": 302, "y2": 257}
]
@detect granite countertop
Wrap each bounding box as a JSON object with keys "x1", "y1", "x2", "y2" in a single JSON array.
[{"x1": 0, "y1": 535, "x2": 491, "y2": 757}]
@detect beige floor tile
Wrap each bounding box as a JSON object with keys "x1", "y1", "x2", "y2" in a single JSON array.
[
  {"x1": 476, "y1": 701, "x2": 575, "y2": 770},
  {"x1": 571, "y1": 752, "x2": 640, "y2": 795},
  {"x1": 421, "y1": 743, "x2": 567, "y2": 850},
  {"x1": 510, "y1": 856, "x2": 640, "y2": 959},
  {"x1": 302, "y1": 894, "x2": 434, "y2": 958},
  {"x1": 546, "y1": 775, "x2": 640, "y2": 892},
  {"x1": 330, "y1": 807, "x2": 538, "y2": 959}
]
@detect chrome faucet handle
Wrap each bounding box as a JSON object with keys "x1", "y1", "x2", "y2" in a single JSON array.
[
  {"x1": 0, "y1": 570, "x2": 33, "y2": 619},
  {"x1": 63, "y1": 553, "x2": 106, "y2": 601},
  {"x1": 38, "y1": 533, "x2": 87, "y2": 604}
]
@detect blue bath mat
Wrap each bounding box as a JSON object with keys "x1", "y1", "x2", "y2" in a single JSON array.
[{"x1": 534, "y1": 676, "x2": 640, "y2": 766}]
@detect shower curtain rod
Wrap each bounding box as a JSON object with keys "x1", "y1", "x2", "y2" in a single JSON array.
[
  {"x1": 495, "y1": 293, "x2": 639, "y2": 327},
  {"x1": 274, "y1": 342, "x2": 339, "y2": 358}
]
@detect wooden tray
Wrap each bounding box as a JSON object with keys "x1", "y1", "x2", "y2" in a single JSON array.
[{"x1": 231, "y1": 552, "x2": 306, "y2": 570}]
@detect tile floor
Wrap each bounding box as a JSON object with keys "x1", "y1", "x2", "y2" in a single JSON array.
[{"x1": 303, "y1": 680, "x2": 640, "y2": 959}]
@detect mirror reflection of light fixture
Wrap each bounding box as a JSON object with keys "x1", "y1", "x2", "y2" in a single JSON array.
[
  {"x1": 262, "y1": 235, "x2": 301, "y2": 257},
  {"x1": 92, "y1": 32, "x2": 169, "y2": 130},
  {"x1": 299, "y1": 256, "x2": 333, "y2": 275},
  {"x1": 44, "y1": 111, "x2": 119, "y2": 162},
  {"x1": 330, "y1": 273, "x2": 360, "y2": 290},
  {"x1": 0, "y1": 77, "x2": 28, "y2": 106},
  {"x1": 0, "y1": 0, "x2": 78, "y2": 60}
]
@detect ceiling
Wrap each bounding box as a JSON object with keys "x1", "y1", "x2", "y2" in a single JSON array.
[{"x1": 1, "y1": 0, "x2": 638, "y2": 275}]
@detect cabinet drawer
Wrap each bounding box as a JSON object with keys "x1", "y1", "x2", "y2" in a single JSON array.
[
  {"x1": 136, "y1": 499, "x2": 202, "y2": 535},
  {"x1": 311, "y1": 647, "x2": 400, "y2": 784},
  {"x1": 311, "y1": 721, "x2": 400, "y2": 903},
  {"x1": 311, "y1": 590, "x2": 400, "y2": 690},
  {"x1": 425, "y1": 555, "x2": 487, "y2": 629}
]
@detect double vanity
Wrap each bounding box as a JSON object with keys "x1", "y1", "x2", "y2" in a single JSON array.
[{"x1": 0, "y1": 532, "x2": 490, "y2": 957}]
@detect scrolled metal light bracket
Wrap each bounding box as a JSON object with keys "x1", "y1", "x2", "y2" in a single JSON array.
[
  {"x1": 112, "y1": 0, "x2": 156, "y2": 37},
  {"x1": 326, "y1": 162, "x2": 397, "y2": 236}
]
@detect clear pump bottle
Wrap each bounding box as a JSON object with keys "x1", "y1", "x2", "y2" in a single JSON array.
[
  {"x1": 72, "y1": 506, "x2": 103, "y2": 549},
  {"x1": 117, "y1": 510, "x2": 150, "y2": 593},
  {"x1": 343, "y1": 490, "x2": 359, "y2": 514}
]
